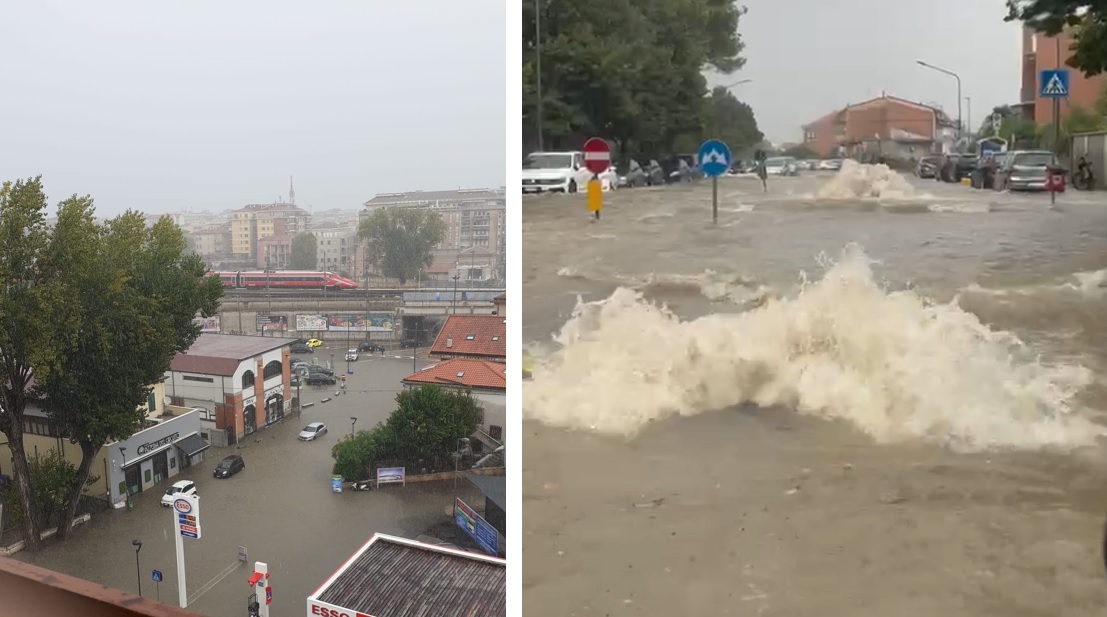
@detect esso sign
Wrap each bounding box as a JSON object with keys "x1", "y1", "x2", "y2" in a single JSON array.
[
  {"x1": 173, "y1": 499, "x2": 192, "y2": 514},
  {"x1": 309, "y1": 603, "x2": 368, "y2": 617}
]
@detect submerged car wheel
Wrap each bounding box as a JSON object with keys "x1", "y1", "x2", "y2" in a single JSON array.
[{"x1": 568, "y1": 180, "x2": 577, "y2": 193}]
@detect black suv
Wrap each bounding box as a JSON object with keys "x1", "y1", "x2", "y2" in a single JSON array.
[
  {"x1": 938, "y1": 153, "x2": 977, "y2": 182},
  {"x1": 306, "y1": 373, "x2": 337, "y2": 385},
  {"x1": 213, "y1": 454, "x2": 245, "y2": 479},
  {"x1": 289, "y1": 341, "x2": 313, "y2": 354},
  {"x1": 359, "y1": 342, "x2": 385, "y2": 353}
]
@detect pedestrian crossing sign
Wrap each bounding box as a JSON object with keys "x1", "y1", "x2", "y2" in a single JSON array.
[{"x1": 1039, "y1": 69, "x2": 1069, "y2": 98}]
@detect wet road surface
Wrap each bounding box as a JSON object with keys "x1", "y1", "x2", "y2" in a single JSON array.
[
  {"x1": 522, "y1": 171, "x2": 1107, "y2": 616},
  {"x1": 15, "y1": 354, "x2": 486, "y2": 617}
]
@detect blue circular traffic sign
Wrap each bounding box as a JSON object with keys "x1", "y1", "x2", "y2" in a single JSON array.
[{"x1": 697, "y1": 139, "x2": 732, "y2": 177}]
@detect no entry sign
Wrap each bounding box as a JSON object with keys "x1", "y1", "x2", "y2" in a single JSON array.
[{"x1": 582, "y1": 137, "x2": 611, "y2": 175}]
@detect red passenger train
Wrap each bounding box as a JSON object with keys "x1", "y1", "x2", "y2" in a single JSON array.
[{"x1": 208, "y1": 271, "x2": 359, "y2": 290}]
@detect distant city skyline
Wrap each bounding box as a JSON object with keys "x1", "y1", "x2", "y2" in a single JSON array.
[{"x1": 0, "y1": 1, "x2": 506, "y2": 217}]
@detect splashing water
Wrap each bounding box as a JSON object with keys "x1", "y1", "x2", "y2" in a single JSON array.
[
  {"x1": 816, "y1": 160, "x2": 918, "y2": 200},
  {"x1": 523, "y1": 245, "x2": 1103, "y2": 450}
]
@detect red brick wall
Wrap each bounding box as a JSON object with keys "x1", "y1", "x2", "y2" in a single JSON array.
[
  {"x1": 844, "y1": 99, "x2": 934, "y2": 143},
  {"x1": 1032, "y1": 30, "x2": 1107, "y2": 125},
  {"x1": 803, "y1": 114, "x2": 839, "y2": 157}
]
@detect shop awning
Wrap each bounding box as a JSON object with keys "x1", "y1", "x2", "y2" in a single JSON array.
[{"x1": 175, "y1": 433, "x2": 210, "y2": 457}]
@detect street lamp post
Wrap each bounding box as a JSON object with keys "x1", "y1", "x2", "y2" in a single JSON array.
[
  {"x1": 132, "y1": 539, "x2": 142, "y2": 597},
  {"x1": 916, "y1": 60, "x2": 962, "y2": 147},
  {"x1": 452, "y1": 273, "x2": 460, "y2": 315},
  {"x1": 965, "y1": 96, "x2": 972, "y2": 142},
  {"x1": 534, "y1": 0, "x2": 544, "y2": 150},
  {"x1": 350, "y1": 417, "x2": 357, "y2": 437},
  {"x1": 721, "y1": 78, "x2": 752, "y2": 90}
]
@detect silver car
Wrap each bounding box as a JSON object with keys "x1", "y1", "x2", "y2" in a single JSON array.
[
  {"x1": 298, "y1": 422, "x2": 328, "y2": 441},
  {"x1": 995, "y1": 150, "x2": 1057, "y2": 191}
]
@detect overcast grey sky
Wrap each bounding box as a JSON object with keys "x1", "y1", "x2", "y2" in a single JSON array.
[
  {"x1": 0, "y1": 1, "x2": 506, "y2": 216},
  {"x1": 711, "y1": 0, "x2": 1022, "y2": 144}
]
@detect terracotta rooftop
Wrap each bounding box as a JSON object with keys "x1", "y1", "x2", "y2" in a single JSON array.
[
  {"x1": 402, "y1": 359, "x2": 506, "y2": 391},
  {"x1": 170, "y1": 334, "x2": 288, "y2": 377},
  {"x1": 309, "y1": 534, "x2": 506, "y2": 617},
  {"x1": 493, "y1": 293, "x2": 505, "y2": 302},
  {"x1": 429, "y1": 315, "x2": 506, "y2": 359}
]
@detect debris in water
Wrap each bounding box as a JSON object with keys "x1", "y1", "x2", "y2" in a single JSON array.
[{"x1": 633, "y1": 497, "x2": 665, "y2": 508}]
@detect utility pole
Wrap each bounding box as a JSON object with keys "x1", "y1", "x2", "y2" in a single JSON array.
[{"x1": 534, "y1": 0, "x2": 544, "y2": 151}]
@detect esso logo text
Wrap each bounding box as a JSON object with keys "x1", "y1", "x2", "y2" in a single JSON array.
[
  {"x1": 173, "y1": 499, "x2": 192, "y2": 514},
  {"x1": 310, "y1": 605, "x2": 353, "y2": 617}
]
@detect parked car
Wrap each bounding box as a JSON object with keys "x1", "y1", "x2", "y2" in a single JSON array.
[
  {"x1": 640, "y1": 159, "x2": 666, "y2": 185},
  {"x1": 677, "y1": 154, "x2": 705, "y2": 180},
  {"x1": 160, "y1": 480, "x2": 197, "y2": 507},
  {"x1": 345, "y1": 349, "x2": 359, "y2": 362},
  {"x1": 306, "y1": 373, "x2": 337, "y2": 386},
  {"x1": 290, "y1": 343, "x2": 313, "y2": 354},
  {"x1": 213, "y1": 455, "x2": 245, "y2": 479},
  {"x1": 915, "y1": 155, "x2": 943, "y2": 179},
  {"x1": 661, "y1": 156, "x2": 694, "y2": 183},
  {"x1": 306, "y1": 339, "x2": 323, "y2": 348},
  {"x1": 298, "y1": 422, "x2": 328, "y2": 441},
  {"x1": 938, "y1": 153, "x2": 977, "y2": 182},
  {"x1": 993, "y1": 150, "x2": 1058, "y2": 191},
  {"x1": 617, "y1": 160, "x2": 650, "y2": 188},
  {"x1": 358, "y1": 342, "x2": 384, "y2": 353},
  {"x1": 764, "y1": 157, "x2": 798, "y2": 176},
  {"x1": 400, "y1": 338, "x2": 420, "y2": 348},
  {"x1": 521, "y1": 151, "x2": 593, "y2": 194},
  {"x1": 818, "y1": 159, "x2": 843, "y2": 171}
]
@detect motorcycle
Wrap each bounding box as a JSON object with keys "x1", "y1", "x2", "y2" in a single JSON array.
[
  {"x1": 1073, "y1": 164, "x2": 1095, "y2": 190},
  {"x1": 349, "y1": 479, "x2": 373, "y2": 491}
]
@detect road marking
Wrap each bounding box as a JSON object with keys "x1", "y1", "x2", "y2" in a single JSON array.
[{"x1": 188, "y1": 559, "x2": 242, "y2": 605}]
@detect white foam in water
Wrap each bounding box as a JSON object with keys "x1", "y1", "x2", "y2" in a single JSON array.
[
  {"x1": 524, "y1": 245, "x2": 1103, "y2": 450},
  {"x1": 816, "y1": 160, "x2": 918, "y2": 200}
]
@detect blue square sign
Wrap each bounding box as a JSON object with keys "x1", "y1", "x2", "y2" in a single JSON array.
[{"x1": 1039, "y1": 69, "x2": 1069, "y2": 98}]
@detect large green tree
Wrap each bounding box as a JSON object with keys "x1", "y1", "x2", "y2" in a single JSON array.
[
  {"x1": 331, "y1": 385, "x2": 484, "y2": 479},
  {"x1": 703, "y1": 86, "x2": 763, "y2": 154},
  {"x1": 523, "y1": 0, "x2": 752, "y2": 156},
  {"x1": 0, "y1": 177, "x2": 75, "y2": 549},
  {"x1": 357, "y1": 208, "x2": 446, "y2": 284},
  {"x1": 289, "y1": 232, "x2": 317, "y2": 270},
  {"x1": 35, "y1": 205, "x2": 222, "y2": 539},
  {"x1": 1006, "y1": 1, "x2": 1107, "y2": 76}
]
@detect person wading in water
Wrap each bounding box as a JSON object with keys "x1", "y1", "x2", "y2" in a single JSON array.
[{"x1": 754, "y1": 149, "x2": 768, "y2": 192}]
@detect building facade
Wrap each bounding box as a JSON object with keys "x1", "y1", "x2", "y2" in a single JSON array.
[
  {"x1": 1017, "y1": 26, "x2": 1106, "y2": 126},
  {"x1": 190, "y1": 226, "x2": 232, "y2": 258},
  {"x1": 801, "y1": 94, "x2": 958, "y2": 159},
  {"x1": 311, "y1": 225, "x2": 359, "y2": 274},
  {"x1": 15, "y1": 381, "x2": 211, "y2": 508},
  {"x1": 230, "y1": 202, "x2": 310, "y2": 262},
  {"x1": 164, "y1": 334, "x2": 292, "y2": 445}
]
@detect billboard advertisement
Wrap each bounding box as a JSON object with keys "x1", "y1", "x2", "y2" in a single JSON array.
[
  {"x1": 376, "y1": 467, "x2": 406, "y2": 486},
  {"x1": 296, "y1": 314, "x2": 328, "y2": 331},
  {"x1": 327, "y1": 313, "x2": 394, "y2": 332},
  {"x1": 256, "y1": 315, "x2": 288, "y2": 332},
  {"x1": 454, "y1": 497, "x2": 499, "y2": 556},
  {"x1": 192, "y1": 316, "x2": 220, "y2": 333}
]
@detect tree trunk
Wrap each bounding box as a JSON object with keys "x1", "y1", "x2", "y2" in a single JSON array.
[
  {"x1": 55, "y1": 440, "x2": 98, "y2": 541},
  {"x1": 4, "y1": 428, "x2": 41, "y2": 549}
]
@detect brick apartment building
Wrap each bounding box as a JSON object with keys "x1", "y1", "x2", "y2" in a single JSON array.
[
  {"x1": 801, "y1": 94, "x2": 958, "y2": 159},
  {"x1": 1015, "y1": 26, "x2": 1106, "y2": 125}
]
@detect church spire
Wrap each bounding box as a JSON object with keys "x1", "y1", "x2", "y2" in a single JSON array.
[{"x1": 289, "y1": 176, "x2": 296, "y2": 205}]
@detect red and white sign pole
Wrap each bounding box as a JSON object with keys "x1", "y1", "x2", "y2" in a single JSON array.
[
  {"x1": 172, "y1": 493, "x2": 201, "y2": 607},
  {"x1": 248, "y1": 562, "x2": 271, "y2": 617},
  {"x1": 582, "y1": 137, "x2": 611, "y2": 220}
]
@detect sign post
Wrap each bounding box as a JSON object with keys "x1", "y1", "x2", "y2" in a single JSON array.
[
  {"x1": 246, "y1": 562, "x2": 271, "y2": 617},
  {"x1": 582, "y1": 137, "x2": 611, "y2": 220},
  {"x1": 152, "y1": 569, "x2": 162, "y2": 603},
  {"x1": 1039, "y1": 68, "x2": 1069, "y2": 207},
  {"x1": 697, "y1": 139, "x2": 732, "y2": 223},
  {"x1": 172, "y1": 493, "x2": 201, "y2": 607}
]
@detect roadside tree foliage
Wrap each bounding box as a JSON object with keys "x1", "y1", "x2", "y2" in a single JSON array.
[
  {"x1": 331, "y1": 385, "x2": 483, "y2": 480},
  {"x1": 1006, "y1": 1, "x2": 1107, "y2": 76},
  {"x1": 0, "y1": 177, "x2": 223, "y2": 545},
  {"x1": 357, "y1": 208, "x2": 446, "y2": 285},
  {"x1": 522, "y1": 0, "x2": 759, "y2": 156},
  {"x1": 1, "y1": 451, "x2": 98, "y2": 531},
  {"x1": 289, "y1": 232, "x2": 318, "y2": 270}
]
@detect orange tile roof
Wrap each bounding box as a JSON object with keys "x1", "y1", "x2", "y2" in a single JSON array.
[
  {"x1": 402, "y1": 359, "x2": 506, "y2": 391},
  {"x1": 429, "y1": 315, "x2": 506, "y2": 359}
]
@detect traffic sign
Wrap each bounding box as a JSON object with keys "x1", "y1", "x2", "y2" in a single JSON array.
[
  {"x1": 152, "y1": 569, "x2": 163, "y2": 583},
  {"x1": 697, "y1": 139, "x2": 732, "y2": 177},
  {"x1": 1039, "y1": 69, "x2": 1069, "y2": 98},
  {"x1": 180, "y1": 530, "x2": 199, "y2": 539},
  {"x1": 582, "y1": 138, "x2": 611, "y2": 175}
]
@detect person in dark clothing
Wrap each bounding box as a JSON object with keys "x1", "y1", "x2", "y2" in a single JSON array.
[{"x1": 754, "y1": 149, "x2": 768, "y2": 192}]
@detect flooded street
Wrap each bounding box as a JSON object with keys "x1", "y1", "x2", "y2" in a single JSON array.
[
  {"x1": 522, "y1": 171, "x2": 1107, "y2": 616},
  {"x1": 14, "y1": 355, "x2": 485, "y2": 617}
]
